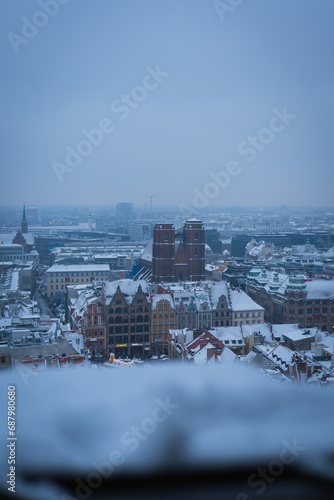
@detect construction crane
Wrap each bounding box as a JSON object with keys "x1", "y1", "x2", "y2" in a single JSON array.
[{"x1": 149, "y1": 195, "x2": 157, "y2": 214}]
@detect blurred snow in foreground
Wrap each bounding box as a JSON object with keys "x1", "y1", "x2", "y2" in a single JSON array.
[{"x1": 0, "y1": 363, "x2": 334, "y2": 500}]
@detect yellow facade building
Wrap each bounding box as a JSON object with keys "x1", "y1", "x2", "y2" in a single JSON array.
[{"x1": 46, "y1": 264, "x2": 110, "y2": 297}]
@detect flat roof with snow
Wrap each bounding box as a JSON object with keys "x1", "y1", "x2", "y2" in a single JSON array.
[{"x1": 47, "y1": 264, "x2": 110, "y2": 273}]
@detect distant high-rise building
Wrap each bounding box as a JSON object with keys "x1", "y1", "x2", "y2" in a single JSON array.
[
  {"x1": 26, "y1": 206, "x2": 38, "y2": 218},
  {"x1": 129, "y1": 223, "x2": 150, "y2": 242},
  {"x1": 116, "y1": 203, "x2": 133, "y2": 221}
]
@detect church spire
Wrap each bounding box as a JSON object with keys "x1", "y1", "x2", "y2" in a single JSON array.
[
  {"x1": 21, "y1": 203, "x2": 28, "y2": 234},
  {"x1": 22, "y1": 203, "x2": 27, "y2": 222}
]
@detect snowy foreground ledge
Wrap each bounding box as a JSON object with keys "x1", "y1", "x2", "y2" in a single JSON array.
[{"x1": 1, "y1": 363, "x2": 334, "y2": 500}]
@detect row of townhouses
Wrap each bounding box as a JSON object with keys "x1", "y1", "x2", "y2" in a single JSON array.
[{"x1": 68, "y1": 279, "x2": 264, "y2": 358}]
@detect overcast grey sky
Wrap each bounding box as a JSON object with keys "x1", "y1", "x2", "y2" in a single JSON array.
[{"x1": 1, "y1": 0, "x2": 333, "y2": 208}]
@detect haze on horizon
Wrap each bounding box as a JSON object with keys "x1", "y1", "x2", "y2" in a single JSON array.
[{"x1": 1, "y1": 0, "x2": 333, "y2": 209}]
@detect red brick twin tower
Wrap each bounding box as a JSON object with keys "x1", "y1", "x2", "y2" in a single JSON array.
[{"x1": 152, "y1": 219, "x2": 205, "y2": 283}]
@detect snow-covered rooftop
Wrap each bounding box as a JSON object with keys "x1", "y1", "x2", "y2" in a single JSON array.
[
  {"x1": 210, "y1": 326, "x2": 245, "y2": 346},
  {"x1": 47, "y1": 264, "x2": 110, "y2": 273},
  {"x1": 141, "y1": 239, "x2": 153, "y2": 262},
  {"x1": 209, "y1": 281, "x2": 231, "y2": 308},
  {"x1": 151, "y1": 293, "x2": 174, "y2": 309},
  {"x1": 104, "y1": 279, "x2": 149, "y2": 303},
  {"x1": 266, "y1": 344, "x2": 294, "y2": 372},
  {"x1": 282, "y1": 328, "x2": 317, "y2": 342},
  {"x1": 230, "y1": 289, "x2": 264, "y2": 312},
  {"x1": 305, "y1": 279, "x2": 334, "y2": 300}
]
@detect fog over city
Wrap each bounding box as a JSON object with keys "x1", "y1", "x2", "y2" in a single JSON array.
[{"x1": 1, "y1": 0, "x2": 334, "y2": 208}]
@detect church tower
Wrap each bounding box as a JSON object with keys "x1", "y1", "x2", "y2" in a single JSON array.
[
  {"x1": 183, "y1": 219, "x2": 205, "y2": 281},
  {"x1": 21, "y1": 203, "x2": 28, "y2": 234},
  {"x1": 152, "y1": 223, "x2": 175, "y2": 283}
]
